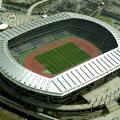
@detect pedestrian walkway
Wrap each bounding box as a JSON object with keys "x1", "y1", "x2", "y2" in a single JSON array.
[
  {"x1": 27, "y1": 0, "x2": 48, "y2": 15},
  {"x1": 106, "y1": 100, "x2": 120, "y2": 113},
  {"x1": 91, "y1": 109, "x2": 120, "y2": 120},
  {"x1": 83, "y1": 77, "x2": 120, "y2": 106},
  {"x1": 91, "y1": 100, "x2": 120, "y2": 120},
  {"x1": 0, "y1": 12, "x2": 39, "y2": 28}
]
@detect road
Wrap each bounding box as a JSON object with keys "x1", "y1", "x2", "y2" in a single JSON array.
[
  {"x1": 27, "y1": 0, "x2": 48, "y2": 15},
  {"x1": 0, "y1": 95, "x2": 59, "y2": 120}
]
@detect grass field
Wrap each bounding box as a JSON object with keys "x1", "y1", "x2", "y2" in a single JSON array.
[
  {"x1": 17, "y1": 35, "x2": 73, "y2": 65},
  {"x1": 94, "y1": 13, "x2": 119, "y2": 28},
  {"x1": 0, "y1": 110, "x2": 23, "y2": 120},
  {"x1": 35, "y1": 43, "x2": 90, "y2": 74}
]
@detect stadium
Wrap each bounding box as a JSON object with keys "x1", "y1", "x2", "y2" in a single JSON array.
[{"x1": 0, "y1": 12, "x2": 120, "y2": 119}]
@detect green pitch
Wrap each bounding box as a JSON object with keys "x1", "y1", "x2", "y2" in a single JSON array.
[{"x1": 35, "y1": 43, "x2": 90, "y2": 74}]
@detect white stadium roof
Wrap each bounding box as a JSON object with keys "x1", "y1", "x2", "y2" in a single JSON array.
[
  {"x1": 0, "y1": 23, "x2": 8, "y2": 30},
  {"x1": 0, "y1": 12, "x2": 120, "y2": 96}
]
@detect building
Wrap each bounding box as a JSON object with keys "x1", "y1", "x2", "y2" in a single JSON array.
[{"x1": 0, "y1": 12, "x2": 120, "y2": 119}]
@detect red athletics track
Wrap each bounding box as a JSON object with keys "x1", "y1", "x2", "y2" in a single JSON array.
[{"x1": 24, "y1": 37, "x2": 101, "y2": 78}]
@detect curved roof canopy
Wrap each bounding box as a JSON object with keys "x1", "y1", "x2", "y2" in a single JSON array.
[
  {"x1": 0, "y1": 12, "x2": 120, "y2": 97},
  {"x1": 0, "y1": 23, "x2": 8, "y2": 30}
]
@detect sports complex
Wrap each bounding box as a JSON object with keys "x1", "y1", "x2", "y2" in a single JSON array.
[
  {"x1": 17, "y1": 32, "x2": 99, "y2": 78},
  {"x1": 0, "y1": 12, "x2": 120, "y2": 119}
]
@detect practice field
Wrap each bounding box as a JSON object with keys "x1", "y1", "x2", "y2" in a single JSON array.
[{"x1": 35, "y1": 43, "x2": 91, "y2": 74}]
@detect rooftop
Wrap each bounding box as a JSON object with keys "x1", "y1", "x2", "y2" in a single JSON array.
[{"x1": 0, "y1": 12, "x2": 120, "y2": 97}]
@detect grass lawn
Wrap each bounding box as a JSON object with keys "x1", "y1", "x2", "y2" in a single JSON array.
[
  {"x1": 35, "y1": 42, "x2": 90, "y2": 74},
  {"x1": 94, "y1": 13, "x2": 119, "y2": 28},
  {"x1": 0, "y1": 112, "x2": 19, "y2": 120}
]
